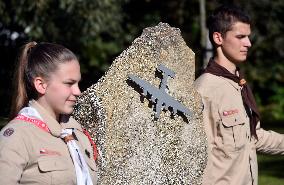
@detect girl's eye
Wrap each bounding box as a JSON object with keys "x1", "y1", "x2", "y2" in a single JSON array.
[{"x1": 64, "y1": 82, "x2": 74, "y2": 86}]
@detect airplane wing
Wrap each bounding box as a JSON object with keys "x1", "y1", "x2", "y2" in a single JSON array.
[{"x1": 128, "y1": 74, "x2": 192, "y2": 119}]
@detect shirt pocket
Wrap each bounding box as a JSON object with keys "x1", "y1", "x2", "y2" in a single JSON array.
[
  {"x1": 220, "y1": 112, "x2": 247, "y2": 152},
  {"x1": 38, "y1": 156, "x2": 75, "y2": 184}
]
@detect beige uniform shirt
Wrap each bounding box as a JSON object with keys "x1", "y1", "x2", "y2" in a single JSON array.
[
  {"x1": 194, "y1": 73, "x2": 284, "y2": 185},
  {"x1": 0, "y1": 100, "x2": 98, "y2": 185}
]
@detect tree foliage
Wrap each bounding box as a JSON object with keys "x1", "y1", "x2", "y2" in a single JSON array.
[
  {"x1": 0, "y1": 0, "x2": 128, "y2": 72},
  {"x1": 0, "y1": 0, "x2": 283, "y2": 123},
  {"x1": 0, "y1": 0, "x2": 128, "y2": 116},
  {"x1": 240, "y1": 0, "x2": 284, "y2": 122}
]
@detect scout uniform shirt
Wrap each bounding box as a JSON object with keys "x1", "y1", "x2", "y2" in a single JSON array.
[
  {"x1": 194, "y1": 73, "x2": 284, "y2": 185},
  {"x1": 0, "y1": 100, "x2": 98, "y2": 185}
]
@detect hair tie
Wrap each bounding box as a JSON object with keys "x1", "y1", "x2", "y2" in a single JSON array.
[{"x1": 27, "y1": 41, "x2": 37, "y2": 55}]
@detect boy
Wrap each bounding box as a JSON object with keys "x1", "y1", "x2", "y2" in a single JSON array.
[{"x1": 194, "y1": 5, "x2": 284, "y2": 185}]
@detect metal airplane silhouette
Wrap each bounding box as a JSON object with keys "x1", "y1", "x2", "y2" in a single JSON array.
[{"x1": 128, "y1": 64, "x2": 192, "y2": 119}]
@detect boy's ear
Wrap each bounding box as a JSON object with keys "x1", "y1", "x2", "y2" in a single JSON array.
[
  {"x1": 33, "y1": 77, "x2": 48, "y2": 95},
  {"x1": 212, "y1": 32, "x2": 223, "y2": 45}
]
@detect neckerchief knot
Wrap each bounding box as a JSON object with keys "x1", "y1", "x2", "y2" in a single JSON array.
[
  {"x1": 239, "y1": 79, "x2": 247, "y2": 86},
  {"x1": 64, "y1": 134, "x2": 75, "y2": 143}
]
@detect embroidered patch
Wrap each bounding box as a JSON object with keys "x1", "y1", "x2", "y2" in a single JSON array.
[
  {"x1": 3, "y1": 128, "x2": 14, "y2": 137},
  {"x1": 223, "y1": 109, "x2": 239, "y2": 116},
  {"x1": 40, "y1": 148, "x2": 61, "y2": 156}
]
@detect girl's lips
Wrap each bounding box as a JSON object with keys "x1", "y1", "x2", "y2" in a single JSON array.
[{"x1": 67, "y1": 100, "x2": 77, "y2": 104}]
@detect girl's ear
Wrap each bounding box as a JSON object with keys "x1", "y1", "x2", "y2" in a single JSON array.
[
  {"x1": 212, "y1": 32, "x2": 223, "y2": 46},
  {"x1": 33, "y1": 77, "x2": 48, "y2": 95}
]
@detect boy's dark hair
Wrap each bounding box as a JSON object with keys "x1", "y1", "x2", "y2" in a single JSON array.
[{"x1": 207, "y1": 4, "x2": 251, "y2": 48}]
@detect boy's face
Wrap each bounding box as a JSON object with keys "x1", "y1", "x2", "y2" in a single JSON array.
[{"x1": 221, "y1": 21, "x2": 251, "y2": 63}]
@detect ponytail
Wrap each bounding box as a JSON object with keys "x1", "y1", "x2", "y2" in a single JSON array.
[
  {"x1": 9, "y1": 41, "x2": 78, "y2": 120},
  {"x1": 9, "y1": 41, "x2": 37, "y2": 120}
]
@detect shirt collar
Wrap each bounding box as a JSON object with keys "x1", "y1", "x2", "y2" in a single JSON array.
[
  {"x1": 220, "y1": 76, "x2": 242, "y2": 91},
  {"x1": 29, "y1": 100, "x2": 82, "y2": 137}
]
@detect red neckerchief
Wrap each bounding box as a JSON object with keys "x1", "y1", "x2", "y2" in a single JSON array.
[
  {"x1": 15, "y1": 114, "x2": 98, "y2": 160},
  {"x1": 15, "y1": 114, "x2": 50, "y2": 133},
  {"x1": 83, "y1": 129, "x2": 98, "y2": 161}
]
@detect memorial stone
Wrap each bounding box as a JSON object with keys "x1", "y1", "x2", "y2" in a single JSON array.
[{"x1": 73, "y1": 22, "x2": 207, "y2": 185}]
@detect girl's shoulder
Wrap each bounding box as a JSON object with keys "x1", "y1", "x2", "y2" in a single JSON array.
[{"x1": 0, "y1": 119, "x2": 34, "y2": 141}]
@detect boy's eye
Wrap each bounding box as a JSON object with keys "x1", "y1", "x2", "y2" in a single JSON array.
[{"x1": 237, "y1": 35, "x2": 245, "y2": 39}]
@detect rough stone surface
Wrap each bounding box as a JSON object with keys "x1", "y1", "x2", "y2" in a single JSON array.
[{"x1": 73, "y1": 22, "x2": 207, "y2": 185}]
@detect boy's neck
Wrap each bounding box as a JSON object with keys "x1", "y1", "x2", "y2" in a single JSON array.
[{"x1": 214, "y1": 55, "x2": 237, "y2": 74}]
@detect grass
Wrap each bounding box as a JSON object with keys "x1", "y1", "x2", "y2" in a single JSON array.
[
  {"x1": 1, "y1": 117, "x2": 283, "y2": 184},
  {"x1": 258, "y1": 125, "x2": 284, "y2": 185},
  {"x1": 258, "y1": 154, "x2": 284, "y2": 185}
]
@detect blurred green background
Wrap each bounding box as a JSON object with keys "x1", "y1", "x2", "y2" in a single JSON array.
[{"x1": 0, "y1": 0, "x2": 283, "y2": 184}]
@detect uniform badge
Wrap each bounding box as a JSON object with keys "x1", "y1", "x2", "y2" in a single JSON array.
[
  {"x1": 223, "y1": 109, "x2": 239, "y2": 116},
  {"x1": 40, "y1": 148, "x2": 61, "y2": 156},
  {"x1": 3, "y1": 128, "x2": 14, "y2": 137}
]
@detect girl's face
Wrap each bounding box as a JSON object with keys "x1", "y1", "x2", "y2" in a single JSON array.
[{"x1": 39, "y1": 60, "x2": 81, "y2": 120}]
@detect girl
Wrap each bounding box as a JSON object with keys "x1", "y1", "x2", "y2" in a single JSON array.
[{"x1": 0, "y1": 42, "x2": 97, "y2": 185}]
